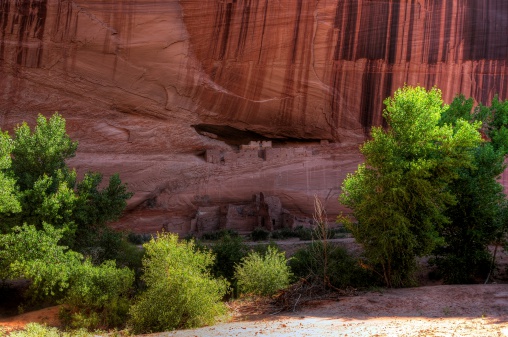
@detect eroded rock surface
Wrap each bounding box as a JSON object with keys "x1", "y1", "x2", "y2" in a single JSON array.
[{"x1": 1, "y1": 1, "x2": 507, "y2": 233}]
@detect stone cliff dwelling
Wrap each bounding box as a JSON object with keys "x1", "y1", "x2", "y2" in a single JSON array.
[
  {"x1": 205, "y1": 140, "x2": 315, "y2": 165},
  {"x1": 191, "y1": 192, "x2": 312, "y2": 236}
]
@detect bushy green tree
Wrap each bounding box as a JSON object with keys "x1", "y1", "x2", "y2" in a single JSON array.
[
  {"x1": 433, "y1": 95, "x2": 508, "y2": 283},
  {"x1": 10, "y1": 114, "x2": 77, "y2": 191},
  {"x1": 60, "y1": 259, "x2": 134, "y2": 329},
  {"x1": 289, "y1": 242, "x2": 376, "y2": 289},
  {"x1": 0, "y1": 224, "x2": 81, "y2": 300},
  {"x1": 0, "y1": 131, "x2": 20, "y2": 215},
  {"x1": 0, "y1": 223, "x2": 134, "y2": 329},
  {"x1": 340, "y1": 86, "x2": 482, "y2": 287},
  {"x1": 234, "y1": 246, "x2": 292, "y2": 296},
  {"x1": 210, "y1": 234, "x2": 248, "y2": 283},
  {"x1": 129, "y1": 233, "x2": 228, "y2": 334},
  {"x1": 0, "y1": 113, "x2": 132, "y2": 253}
]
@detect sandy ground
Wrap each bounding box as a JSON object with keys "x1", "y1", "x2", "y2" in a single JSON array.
[
  {"x1": 145, "y1": 284, "x2": 508, "y2": 337},
  {"x1": 1, "y1": 285, "x2": 508, "y2": 336},
  {"x1": 0, "y1": 306, "x2": 61, "y2": 332}
]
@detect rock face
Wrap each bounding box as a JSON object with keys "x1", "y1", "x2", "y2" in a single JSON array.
[{"x1": 1, "y1": 1, "x2": 507, "y2": 234}]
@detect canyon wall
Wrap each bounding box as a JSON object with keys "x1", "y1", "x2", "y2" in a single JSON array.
[{"x1": 1, "y1": 0, "x2": 507, "y2": 233}]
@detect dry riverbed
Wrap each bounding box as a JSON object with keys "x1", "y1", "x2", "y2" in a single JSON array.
[{"x1": 146, "y1": 284, "x2": 508, "y2": 337}]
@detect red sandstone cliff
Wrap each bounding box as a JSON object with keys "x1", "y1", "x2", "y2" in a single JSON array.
[{"x1": 1, "y1": 1, "x2": 507, "y2": 233}]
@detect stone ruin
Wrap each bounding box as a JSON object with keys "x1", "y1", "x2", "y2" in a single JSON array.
[
  {"x1": 204, "y1": 141, "x2": 314, "y2": 166},
  {"x1": 190, "y1": 192, "x2": 311, "y2": 235}
]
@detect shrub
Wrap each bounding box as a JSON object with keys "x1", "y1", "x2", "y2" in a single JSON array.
[
  {"x1": 60, "y1": 260, "x2": 134, "y2": 330},
  {"x1": 430, "y1": 250, "x2": 492, "y2": 284},
  {"x1": 5, "y1": 323, "x2": 94, "y2": 337},
  {"x1": 0, "y1": 224, "x2": 135, "y2": 330},
  {"x1": 270, "y1": 228, "x2": 298, "y2": 240},
  {"x1": 127, "y1": 232, "x2": 152, "y2": 245},
  {"x1": 332, "y1": 226, "x2": 351, "y2": 239},
  {"x1": 234, "y1": 246, "x2": 292, "y2": 296},
  {"x1": 0, "y1": 224, "x2": 82, "y2": 302},
  {"x1": 250, "y1": 227, "x2": 269, "y2": 241},
  {"x1": 210, "y1": 234, "x2": 248, "y2": 282},
  {"x1": 79, "y1": 228, "x2": 144, "y2": 271},
  {"x1": 201, "y1": 229, "x2": 239, "y2": 241},
  {"x1": 294, "y1": 226, "x2": 313, "y2": 241},
  {"x1": 249, "y1": 241, "x2": 280, "y2": 256},
  {"x1": 289, "y1": 243, "x2": 375, "y2": 289},
  {"x1": 129, "y1": 233, "x2": 229, "y2": 334}
]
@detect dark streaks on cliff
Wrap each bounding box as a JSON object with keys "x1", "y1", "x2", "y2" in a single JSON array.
[
  {"x1": 9, "y1": 0, "x2": 48, "y2": 68},
  {"x1": 290, "y1": 0, "x2": 303, "y2": 64},
  {"x1": 180, "y1": 0, "x2": 508, "y2": 141},
  {"x1": 424, "y1": 0, "x2": 439, "y2": 64},
  {"x1": 333, "y1": 0, "x2": 357, "y2": 61},
  {"x1": 405, "y1": 0, "x2": 415, "y2": 62},
  {"x1": 387, "y1": 2, "x2": 399, "y2": 64},
  {"x1": 0, "y1": 1, "x2": 10, "y2": 61},
  {"x1": 357, "y1": 1, "x2": 389, "y2": 60},
  {"x1": 463, "y1": 0, "x2": 508, "y2": 61},
  {"x1": 257, "y1": 0, "x2": 269, "y2": 64},
  {"x1": 219, "y1": 3, "x2": 233, "y2": 60},
  {"x1": 236, "y1": 0, "x2": 251, "y2": 59}
]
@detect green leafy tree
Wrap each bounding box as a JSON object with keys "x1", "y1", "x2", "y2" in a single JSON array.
[
  {"x1": 0, "y1": 131, "x2": 20, "y2": 215},
  {"x1": 0, "y1": 113, "x2": 132, "y2": 251},
  {"x1": 10, "y1": 114, "x2": 77, "y2": 191},
  {"x1": 340, "y1": 86, "x2": 482, "y2": 287},
  {"x1": 433, "y1": 95, "x2": 508, "y2": 283},
  {"x1": 129, "y1": 233, "x2": 228, "y2": 334}
]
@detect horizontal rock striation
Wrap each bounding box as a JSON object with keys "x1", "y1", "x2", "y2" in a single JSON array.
[{"x1": 1, "y1": 0, "x2": 507, "y2": 233}]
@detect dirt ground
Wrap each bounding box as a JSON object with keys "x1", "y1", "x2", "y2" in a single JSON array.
[
  {"x1": 149, "y1": 284, "x2": 508, "y2": 337},
  {"x1": 0, "y1": 306, "x2": 61, "y2": 332},
  {"x1": 2, "y1": 285, "x2": 507, "y2": 336}
]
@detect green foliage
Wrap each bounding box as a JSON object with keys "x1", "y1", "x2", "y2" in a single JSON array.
[
  {"x1": 289, "y1": 243, "x2": 375, "y2": 288},
  {"x1": 269, "y1": 226, "x2": 317, "y2": 241},
  {"x1": 10, "y1": 114, "x2": 78, "y2": 191},
  {"x1": 250, "y1": 227, "x2": 270, "y2": 241},
  {"x1": 126, "y1": 232, "x2": 152, "y2": 245},
  {"x1": 340, "y1": 86, "x2": 482, "y2": 287},
  {"x1": 270, "y1": 228, "x2": 297, "y2": 240},
  {"x1": 0, "y1": 224, "x2": 82, "y2": 301},
  {"x1": 15, "y1": 172, "x2": 78, "y2": 242},
  {"x1": 210, "y1": 234, "x2": 248, "y2": 282},
  {"x1": 0, "y1": 113, "x2": 135, "y2": 331},
  {"x1": 0, "y1": 131, "x2": 20, "y2": 215},
  {"x1": 74, "y1": 172, "x2": 132, "y2": 230},
  {"x1": 129, "y1": 233, "x2": 228, "y2": 334},
  {"x1": 234, "y1": 246, "x2": 292, "y2": 296},
  {"x1": 0, "y1": 223, "x2": 134, "y2": 329},
  {"x1": 294, "y1": 226, "x2": 313, "y2": 241},
  {"x1": 0, "y1": 113, "x2": 132, "y2": 252},
  {"x1": 5, "y1": 323, "x2": 95, "y2": 337},
  {"x1": 77, "y1": 227, "x2": 143, "y2": 271},
  {"x1": 201, "y1": 229, "x2": 239, "y2": 241},
  {"x1": 60, "y1": 260, "x2": 134, "y2": 329},
  {"x1": 432, "y1": 95, "x2": 508, "y2": 283},
  {"x1": 269, "y1": 226, "x2": 317, "y2": 240}
]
